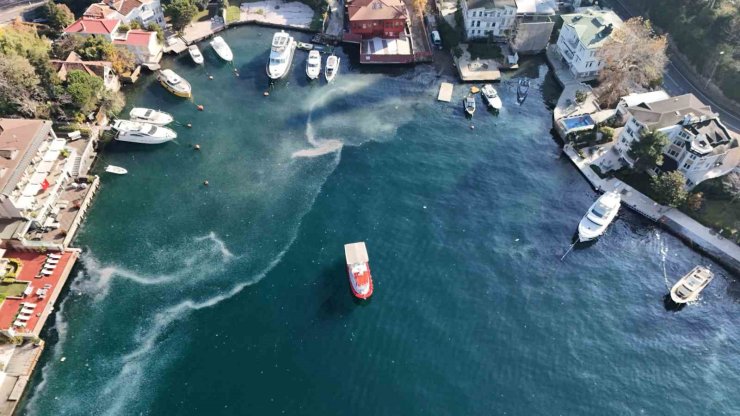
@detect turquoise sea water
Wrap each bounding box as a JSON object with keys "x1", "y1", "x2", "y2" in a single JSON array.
[{"x1": 20, "y1": 27, "x2": 740, "y2": 415}]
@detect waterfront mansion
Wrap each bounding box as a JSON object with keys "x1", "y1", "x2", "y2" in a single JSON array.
[
  {"x1": 461, "y1": 0, "x2": 517, "y2": 39},
  {"x1": 613, "y1": 94, "x2": 740, "y2": 188},
  {"x1": 555, "y1": 7, "x2": 623, "y2": 80}
]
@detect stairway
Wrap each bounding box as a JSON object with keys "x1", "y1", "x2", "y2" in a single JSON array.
[{"x1": 71, "y1": 154, "x2": 82, "y2": 177}]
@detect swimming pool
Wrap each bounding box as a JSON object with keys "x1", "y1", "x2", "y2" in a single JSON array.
[{"x1": 561, "y1": 114, "x2": 595, "y2": 133}]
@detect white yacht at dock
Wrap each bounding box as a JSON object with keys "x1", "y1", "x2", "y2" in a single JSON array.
[
  {"x1": 129, "y1": 108, "x2": 173, "y2": 126},
  {"x1": 577, "y1": 191, "x2": 621, "y2": 242},
  {"x1": 481, "y1": 84, "x2": 502, "y2": 111},
  {"x1": 325, "y1": 54, "x2": 339, "y2": 82},
  {"x1": 306, "y1": 50, "x2": 321, "y2": 80},
  {"x1": 210, "y1": 36, "x2": 233, "y2": 62},
  {"x1": 112, "y1": 120, "x2": 177, "y2": 144},
  {"x1": 670, "y1": 266, "x2": 713, "y2": 304},
  {"x1": 266, "y1": 30, "x2": 296, "y2": 80}
]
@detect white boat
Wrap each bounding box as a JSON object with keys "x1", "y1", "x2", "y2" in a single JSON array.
[
  {"x1": 480, "y1": 84, "x2": 502, "y2": 110},
  {"x1": 325, "y1": 54, "x2": 339, "y2": 82},
  {"x1": 297, "y1": 42, "x2": 313, "y2": 51},
  {"x1": 670, "y1": 266, "x2": 714, "y2": 304},
  {"x1": 112, "y1": 120, "x2": 177, "y2": 144},
  {"x1": 463, "y1": 96, "x2": 476, "y2": 116},
  {"x1": 266, "y1": 30, "x2": 296, "y2": 80},
  {"x1": 129, "y1": 108, "x2": 173, "y2": 126},
  {"x1": 306, "y1": 50, "x2": 321, "y2": 80},
  {"x1": 188, "y1": 44, "x2": 204, "y2": 65},
  {"x1": 577, "y1": 191, "x2": 621, "y2": 242},
  {"x1": 517, "y1": 78, "x2": 530, "y2": 103},
  {"x1": 105, "y1": 165, "x2": 128, "y2": 175},
  {"x1": 210, "y1": 36, "x2": 233, "y2": 62},
  {"x1": 157, "y1": 69, "x2": 192, "y2": 98}
]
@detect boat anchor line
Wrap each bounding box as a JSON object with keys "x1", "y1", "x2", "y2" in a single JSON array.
[{"x1": 560, "y1": 241, "x2": 577, "y2": 261}]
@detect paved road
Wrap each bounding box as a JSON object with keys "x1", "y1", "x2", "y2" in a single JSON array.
[
  {"x1": 0, "y1": 1, "x2": 43, "y2": 24},
  {"x1": 607, "y1": 0, "x2": 740, "y2": 133}
]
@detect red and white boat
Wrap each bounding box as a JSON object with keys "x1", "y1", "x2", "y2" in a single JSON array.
[{"x1": 344, "y1": 242, "x2": 373, "y2": 299}]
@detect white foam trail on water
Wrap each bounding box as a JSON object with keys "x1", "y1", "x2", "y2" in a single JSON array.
[
  {"x1": 292, "y1": 85, "x2": 345, "y2": 159},
  {"x1": 657, "y1": 231, "x2": 671, "y2": 289},
  {"x1": 194, "y1": 231, "x2": 236, "y2": 260}
]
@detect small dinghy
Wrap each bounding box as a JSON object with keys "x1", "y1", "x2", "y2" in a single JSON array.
[
  {"x1": 297, "y1": 42, "x2": 313, "y2": 51},
  {"x1": 325, "y1": 54, "x2": 339, "y2": 82},
  {"x1": 517, "y1": 78, "x2": 530, "y2": 104},
  {"x1": 188, "y1": 44, "x2": 204, "y2": 65},
  {"x1": 210, "y1": 36, "x2": 233, "y2": 62},
  {"x1": 129, "y1": 108, "x2": 173, "y2": 126},
  {"x1": 463, "y1": 96, "x2": 476, "y2": 116},
  {"x1": 105, "y1": 165, "x2": 128, "y2": 175},
  {"x1": 670, "y1": 266, "x2": 713, "y2": 304}
]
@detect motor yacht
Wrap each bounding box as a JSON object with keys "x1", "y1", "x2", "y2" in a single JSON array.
[
  {"x1": 670, "y1": 266, "x2": 714, "y2": 304},
  {"x1": 157, "y1": 69, "x2": 192, "y2": 98},
  {"x1": 325, "y1": 54, "x2": 339, "y2": 82},
  {"x1": 266, "y1": 30, "x2": 296, "y2": 80},
  {"x1": 188, "y1": 44, "x2": 204, "y2": 64},
  {"x1": 481, "y1": 84, "x2": 502, "y2": 111},
  {"x1": 464, "y1": 96, "x2": 476, "y2": 116},
  {"x1": 129, "y1": 108, "x2": 173, "y2": 126},
  {"x1": 306, "y1": 50, "x2": 321, "y2": 80},
  {"x1": 577, "y1": 191, "x2": 621, "y2": 242},
  {"x1": 112, "y1": 120, "x2": 177, "y2": 144},
  {"x1": 210, "y1": 36, "x2": 233, "y2": 62}
]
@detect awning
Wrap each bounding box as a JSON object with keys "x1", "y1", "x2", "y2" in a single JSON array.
[
  {"x1": 37, "y1": 160, "x2": 55, "y2": 173},
  {"x1": 15, "y1": 195, "x2": 35, "y2": 209},
  {"x1": 29, "y1": 172, "x2": 47, "y2": 185},
  {"x1": 42, "y1": 149, "x2": 60, "y2": 162},
  {"x1": 49, "y1": 139, "x2": 66, "y2": 151},
  {"x1": 22, "y1": 183, "x2": 41, "y2": 196}
]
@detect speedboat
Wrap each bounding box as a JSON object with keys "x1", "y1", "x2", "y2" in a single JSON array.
[
  {"x1": 306, "y1": 50, "x2": 321, "y2": 80},
  {"x1": 325, "y1": 54, "x2": 339, "y2": 82},
  {"x1": 480, "y1": 84, "x2": 502, "y2": 111},
  {"x1": 670, "y1": 266, "x2": 714, "y2": 304},
  {"x1": 344, "y1": 242, "x2": 373, "y2": 299},
  {"x1": 297, "y1": 42, "x2": 313, "y2": 51},
  {"x1": 517, "y1": 78, "x2": 530, "y2": 104},
  {"x1": 129, "y1": 108, "x2": 173, "y2": 126},
  {"x1": 463, "y1": 96, "x2": 476, "y2": 116},
  {"x1": 266, "y1": 30, "x2": 296, "y2": 80},
  {"x1": 157, "y1": 69, "x2": 191, "y2": 98},
  {"x1": 577, "y1": 191, "x2": 621, "y2": 242},
  {"x1": 210, "y1": 36, "x2": 233, "y2": 62},
  {"x1": 188, "y1": 44, "x2": 204, "y2": 65},
  {"x1": 105, "y1": 165, "x2": 128, "y2": 175},
  {"x1": 112, "y1": 120, "x2": 177, "y2": 144}
]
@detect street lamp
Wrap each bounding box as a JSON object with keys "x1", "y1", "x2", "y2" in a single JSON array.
[{"x1": 705, "y1": 50, "x2": 725, "y2": 89}]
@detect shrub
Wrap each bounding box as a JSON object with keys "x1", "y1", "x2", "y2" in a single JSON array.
[
  {"x1": 575, "y1": 89, "x2": 588, "y2": 103},
  {"x1": 651, "y1": 170, "x2": 688, "y2": 207}
]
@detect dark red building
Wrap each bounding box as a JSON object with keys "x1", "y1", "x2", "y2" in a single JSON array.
[{"x1": 347, "y1": 0, "x2": 408, "y2": 39}]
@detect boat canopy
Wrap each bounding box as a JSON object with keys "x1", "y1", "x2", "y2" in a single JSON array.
[{"x1": 344, "y1": 242, "x2": 369, "y2": 265}]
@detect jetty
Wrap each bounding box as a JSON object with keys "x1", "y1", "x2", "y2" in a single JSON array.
[{"x1": 438, "y1": 83, "x2": 453, "y2": 102}]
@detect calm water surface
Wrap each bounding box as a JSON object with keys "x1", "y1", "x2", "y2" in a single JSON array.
[{"x1": 20, "y1": 27, "x2": 740, "y2": 415}]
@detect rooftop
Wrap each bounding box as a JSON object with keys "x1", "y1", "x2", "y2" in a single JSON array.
[
  {"x1": 106, "y1": 0, "x2": 144, "y2": 16},
  {"x1": 627, "y1": 94, "x2": 715, "y2": 130},
  {"x1": 348, "y1": 0, "x2": 407, "y2": 21},
  {"x1": 683, "y1": 118, "x2": 736, "y2": 155},
  {"x1": 619, "y1": 90, "x2": 671, "y2": 108},
  {"x1": 515, "y1": 0, "x2": 557, "y2": 15},
  {"x1": 63, "y1": 18, "x2": 120, "y2": 35},
  {"x1": 112, "y1": 29, "x2": 153, "y2": 46},
  {"x1": 561, "y1": 7, "x2": 623, "y2": 48},
  {"x1": 465, "y1": 0, "x2": 516, "y2": 10},
  {"x1": 51, "y1": 52, "x2": 113, "y2": 81},
  {"x1": 82, "y1": 3, "x2": 119, "y2": 18},
  {"x1": 0, "y1": 119, "x2": 53, "y2": 196}
]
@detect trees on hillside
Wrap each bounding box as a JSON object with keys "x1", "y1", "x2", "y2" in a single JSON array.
[
  {"x1": 0, "y1": 52, "x2": 43, "y2": 116},
  {"x1": 165, "y1": 0, "x2": 198, "y2": 32},
  {"x1": 651, "y1": 171, "x2": 688, "y2": 207},
  {"x1": 78, "y1": 35, "x2": 136, "y2": 74},
  {"x1": 42, "y1": 1, "x2": 74, "y2": 34},
  {"x1": 628, "y1": 129, "x2": 668, "y2": 171},
  {"x1": 64, "y1": 70, "x2": 104, "y2": 114},
  {"x1": 596, "y1": 17, "x2": 668, "y2": 106}
]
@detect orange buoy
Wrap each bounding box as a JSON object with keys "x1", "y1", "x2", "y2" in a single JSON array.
[{"x1": 197, "y1": 105, "x2": 204, "y2": 111}]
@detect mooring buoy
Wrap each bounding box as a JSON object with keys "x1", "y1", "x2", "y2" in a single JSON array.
[{"x1": 194, "y1": 144, "x2": 201, "y2": 150}]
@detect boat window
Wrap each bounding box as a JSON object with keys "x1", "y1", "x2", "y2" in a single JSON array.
[
  {"x1": 591, "y1": 205, "x2": 608, "y2": 218},
  {"x1": 147, "y1": 125, "x2": 158, "y2": 135},
  {"x1": 144, "y1": 109, "x2": 152, "y2": 117}
]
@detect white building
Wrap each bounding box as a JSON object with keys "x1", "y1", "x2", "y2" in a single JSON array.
[
  {"x1": 461, "y1": 0, "x2": 518, "y2": 39},
  {"x1": 613, "y1": 94, "x2": 740, "y2": 188},
  {"x1": 113, "y1": 29, "x2": 163, "y2": 65},
  {"x1": 555, "y1": 7, "x2": 623, "y2": 80},
  {"x1": 83, "y1": 0, "x2": 165, "y2": 28},
  {"x1": 510, "y1": 0, "x2": 558, "y2": 54}
]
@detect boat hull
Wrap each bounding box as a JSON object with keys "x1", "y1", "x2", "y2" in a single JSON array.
[
  {"x1": 347, "y1": 266, "x2": 373, "y2": 299},
  {"x1": 669, "y1": 266, "x2": 713, "y2": 304},
  {"x1": 115, "y1": 135, "x2": 175, "y2": 144},
  {"x1": 266, "y1": 41, "x2": 296, "y2": 80},
  {"x1": 159, "y1": 79, "x2": 191, "y2": 98}
]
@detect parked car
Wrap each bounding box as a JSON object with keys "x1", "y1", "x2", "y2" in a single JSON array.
[{"x1": 431, "y1": 30, "x2": 442, "y2": 49}]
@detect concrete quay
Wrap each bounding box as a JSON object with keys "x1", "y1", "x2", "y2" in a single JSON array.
[{"x1": 564, "y1": 144, "x2": 740, "y2": 275}]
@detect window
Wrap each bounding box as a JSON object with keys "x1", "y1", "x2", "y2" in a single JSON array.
[
  {"x1": 689, "y1": 154, "x2": 697, "y2": 160},
  {"x1": 476, "y1": 21, "x2": 481, "y2": 27},
  {"x1": 682, "y1": 162, "x2": 691, "y2": 170}
]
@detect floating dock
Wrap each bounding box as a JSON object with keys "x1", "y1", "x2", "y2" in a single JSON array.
[{"x1": 438, "y1": 82, "x2": 453, "y2": 102}]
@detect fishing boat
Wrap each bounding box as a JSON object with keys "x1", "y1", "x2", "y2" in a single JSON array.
[
  {"x1": 266, "y1": 30, "x2": 296, "y2": 80},
  {"x1": 129, "y1": 108, "x2": 173, "y2": 126},
  {"x1": 306, "y1": 50, "x2": 321, "y2": 80},
  {"x1": 517, "y1": 78, "x2": 530, "y2": 103},
  {"x1": 210, "y1": 36, "x2": 233, "y2": 62},
  {"x1": 297, "y1": 42, "x2": 313, "y2": 51},
  {"x1": 463, "y1": 96, "x2": 476, "y2": 116},
  {"x1": 670, "y1": 266, "x2": 714, "y2": 304},
  {"x1": 105, "y1": 165, "x2": 128, "y2": 175},
  {"x1": 481, "y1": 84, "x2": 502, "y2": 111},
  {"x1": 188, "y1": 44, "x2": 204, "y2": 65},
  {"x1": 577, "y1": 191, "x2": 621, "y2": 242},
  {"x1": 112, "y1": 120, "x2": 177, "y2": 144},
  {"x1": 324, "y1": 54, "x2": 339, "y2": 82},
  {"x1": 344, "y1": 242, "x2": 373, "y2": 299},
  {"x1": 157, "y1": 69, "x2": 192, "y2": 98}
]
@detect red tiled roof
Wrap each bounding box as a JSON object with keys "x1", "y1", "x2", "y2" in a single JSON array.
[
  {"x1": 63, "y1": 18, "x2": 119, "y2": 35},
  {"x1": 113, "y1": 29, "x2": 153, "y2": 46},
  {"x1": 348, "y1": 0, "x2": 407, "y2": 21},
  {"x1": 83, "y1": 3, "x2": 118, "y2": 18},
  {"x1": 115, "y1": 0, "x2": 144, "y2": 16},
  {"x1": 51, "y1": 52, "x2": 112, "y2": 81}
]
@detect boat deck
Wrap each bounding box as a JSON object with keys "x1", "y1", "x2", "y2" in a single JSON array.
[{"x1": 344, "y1": 242, "x2": 369, "y2": 265}]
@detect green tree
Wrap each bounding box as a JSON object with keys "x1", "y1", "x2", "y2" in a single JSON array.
[
  {"x1": 628, "y1": 129, "x2": 668, "y2": 171},
  {"x1": 0, "y1": 51, "x2": 43, "y2": 116},
  {"x1": 42, "y1": 1, "x2": 74, "y2": 34},
  {"x1": 684, "y1": 192, "x2": 704, "y2": 211},
  {"x1": 99, "y1": 90, "x2": 125, "y2": 115},
  {"x1": 165, "y1": 0, "x2": 198, "y2": 32},
  {"x1": 651, "y1": 170, "x2": 688, "y2": 207},
  {"x1": 78, "y1": 36, "x2": 136, "y2": 74},
  {"x1": 51, "y1": 33, "x2": 84, "y2": 59},
  {"x1": 65, "y1": 69, "x2": 103, "y2": 113},
  {"x1": 147, "y1": 22, "x2": 164, "y2": 42}
]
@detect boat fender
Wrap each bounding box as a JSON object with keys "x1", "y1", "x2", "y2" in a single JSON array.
[
  {"x1": 203, "y1": 180, "x2": 209, "y2": 186},
  {"x1": 197, "y1": 105, "x2": 204, "y2": 111}
]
